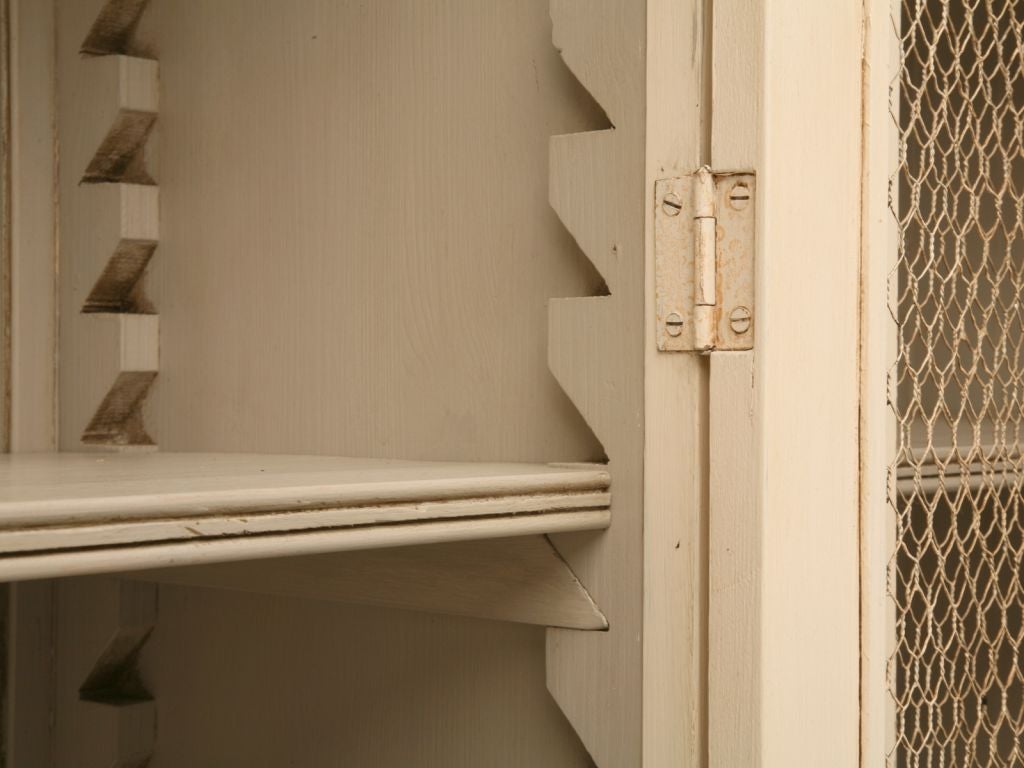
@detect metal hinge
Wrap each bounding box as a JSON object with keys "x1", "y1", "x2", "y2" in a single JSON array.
[{"x1": 655, "y1": 167, "x2": 755, "y2": 352}]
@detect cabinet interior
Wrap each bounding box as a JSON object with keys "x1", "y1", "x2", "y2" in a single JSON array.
[{"x1": 4, "y1": 0, "x2": 648, "y2": 764}]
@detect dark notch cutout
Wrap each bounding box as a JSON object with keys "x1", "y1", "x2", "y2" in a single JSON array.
[
  {"x1": 550, "y1": 39, "x2": 613, "y2": 133},
  {"x1": 82, "y1": 110, "x2": 156, "y2": 185},
  {"x1": 78, "y1": 625, "x2": 154, "y2": 706},
  {"x1": 82, "y1": 371, "x2": 157, "y2": 447},
  {"x1": 83, "y1": 240, "x2": 157, "y2": 313},
  {"x1": 81, "y1": 0, "x2": 151, "y2": 56}
]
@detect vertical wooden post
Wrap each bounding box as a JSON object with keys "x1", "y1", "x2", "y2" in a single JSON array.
[
  {"x1": 707, "y1": 4, "x2": 763, "y2": 765},
  {"x1": 546, "y1": 1, "x2": 648, "y2": 764},
  {"x1": 5, "y1": 0, "x2": 60, "y2": 763},
  {"x1": 56, "y1": 0, "x2": 158, "y2": 452},
  {"x1": 643, "y1": 1, "x2": 708, "y2": 765},
  {"x1": 861, "y1": 0, "x2": 900, "y2": 763},
  {"x1": 706, "y1": 1, "x2": 865, "y2": 765}
]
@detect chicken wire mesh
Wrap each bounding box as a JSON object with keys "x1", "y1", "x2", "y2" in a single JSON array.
[{"x1": 890, "y1": 1, "x2": 1024, "y2": 765}]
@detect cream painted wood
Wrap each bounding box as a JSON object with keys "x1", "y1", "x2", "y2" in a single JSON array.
[
  {"x1": 57, "y1": 0, "x2": 160, "y2": 451},
  {"x1": 744, "y1": 1, "x2": 862, "y2": 765},
  {"x1": 8, "y1": 0, "x2": 57, "y2": 453},
  {"x1": 5, "y1": 580, "x2": 56, "y2": 768},
  {"x1": 5, "y1": 510, "x2": 610, "y2": 586},
  {"x1": 0, "y1": 454, "x2": 609, "y2": 523},
  {"x1": 0, "y1": 0, "x2": 860, "y2": 765},
  {"x1": 48, "y1": 7, "x2": 164, "y2": 765},
  {"x1": 708, "y1": 352, "x2": 756, "y2": 767},
  {"x1": 710, "y1": 0, "x2": 761, "y2": 172},
  {"x1": 643, "y1": 0, "x2": 708, "y2": 765},
  {"x1": 38, "y1": 2, "x2": 622, "y2": 765},
  {"x1": 134, "y1": 0, "x2": 605, "y2": 464},
  {"x1": 861, "y1": 0, "x2": 899, "y2": 763},
  {"x1": 0, "y1": 453, "x2": 609, "y2": 579},
  {"x1": 133, "y1": 536, "x2": 606, "y2": 630},
  {"x1": 545, "y1": 1, "x2": 647, "y2": 763},
  {"x1": 0, "y1": 496, "x2": 606, "y2": 557},
  {"x1": 0, "y1": 0, "x2": 8, "y2": 453},
  {"x1": 146, "y1": 587, "x2": 594, "y2": 767},
  {"x1": 52, "y1": 578, "x2": 156, "y2": 768},
  {"x1": 707, "y1": 5, "x2": 761, "y2": 766},
  {"x1": 5, "y1": 6, "x2": 60, "y2": 764},
  {"x1": 74, "y1": 54, "x2": 157, "y2": 182}
]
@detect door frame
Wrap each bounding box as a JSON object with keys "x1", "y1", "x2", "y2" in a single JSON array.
[{"x1": 704, "y1": 2, "x2": 866, "y2": 766}]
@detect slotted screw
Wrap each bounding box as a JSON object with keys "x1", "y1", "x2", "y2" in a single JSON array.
[
  {"x1": 662, "y1": 193, "x2": 683, "y2": 217},
  {"x1": 729, "y1": 306, "x2": 752, "y2": 335},
  {"x1": 728, "y1": 183, "x2": 751, "y2": 211}
]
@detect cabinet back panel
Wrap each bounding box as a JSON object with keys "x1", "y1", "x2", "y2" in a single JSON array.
[
  {"x1": 142, "y1": 586, "x2": 594, "y2": 768},
  {"x1": 140, "y1": 0, "x2": 607, "y2": 462}
]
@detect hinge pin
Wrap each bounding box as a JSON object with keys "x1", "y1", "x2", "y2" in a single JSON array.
[{"x1": 693, "y1": 167, "x2": 717, "y2": 351}]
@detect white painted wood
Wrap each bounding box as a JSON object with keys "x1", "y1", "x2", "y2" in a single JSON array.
[
  {"x1": 545, "y1": 1, "x2": 647, "y2": 762},
  {"x1": 861, "y1": 0, "x2": 899, "y2": 764},
  {"x1": 134, "y1": 535, "x2": 606, "y2": 630},
  {"x1": 643, "y1": 0, "x2": 708, "y2": 764}
]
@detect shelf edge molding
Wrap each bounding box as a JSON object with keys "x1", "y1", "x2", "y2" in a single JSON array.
[{"x1": 0, "y1": 453, "x2": 611, "y2": 582}]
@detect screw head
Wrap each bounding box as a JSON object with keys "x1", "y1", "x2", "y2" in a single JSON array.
[
  {"x1": 729, "y1": 306, "x2": 752, "y2": 335},
  {"x1": 665, "y1": 312, "x2": 684, "y2": 337},
  {"x1": 661, "y1": 193, "x2": 683, "y2": 217},
  {"x1": 728, "y1": 183, "x2": 751, "y2": 211}
]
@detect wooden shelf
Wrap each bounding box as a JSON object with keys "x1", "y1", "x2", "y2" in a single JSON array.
[{"x1": 0, "y1": 453, "x2": 610, "y2": 581}]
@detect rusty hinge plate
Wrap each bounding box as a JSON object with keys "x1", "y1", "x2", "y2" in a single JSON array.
[{"x1": 655, "y1": 168, "x2": 755, "y2": 352}]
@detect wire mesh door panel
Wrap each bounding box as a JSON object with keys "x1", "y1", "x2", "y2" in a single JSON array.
[{"x1": 891, "y1": 1, "x2": 1024, "y2": 765}]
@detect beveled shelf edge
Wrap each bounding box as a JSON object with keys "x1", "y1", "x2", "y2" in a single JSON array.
[{"x1": 0, "y1": 508, "x2": 610, "y2": 583}]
